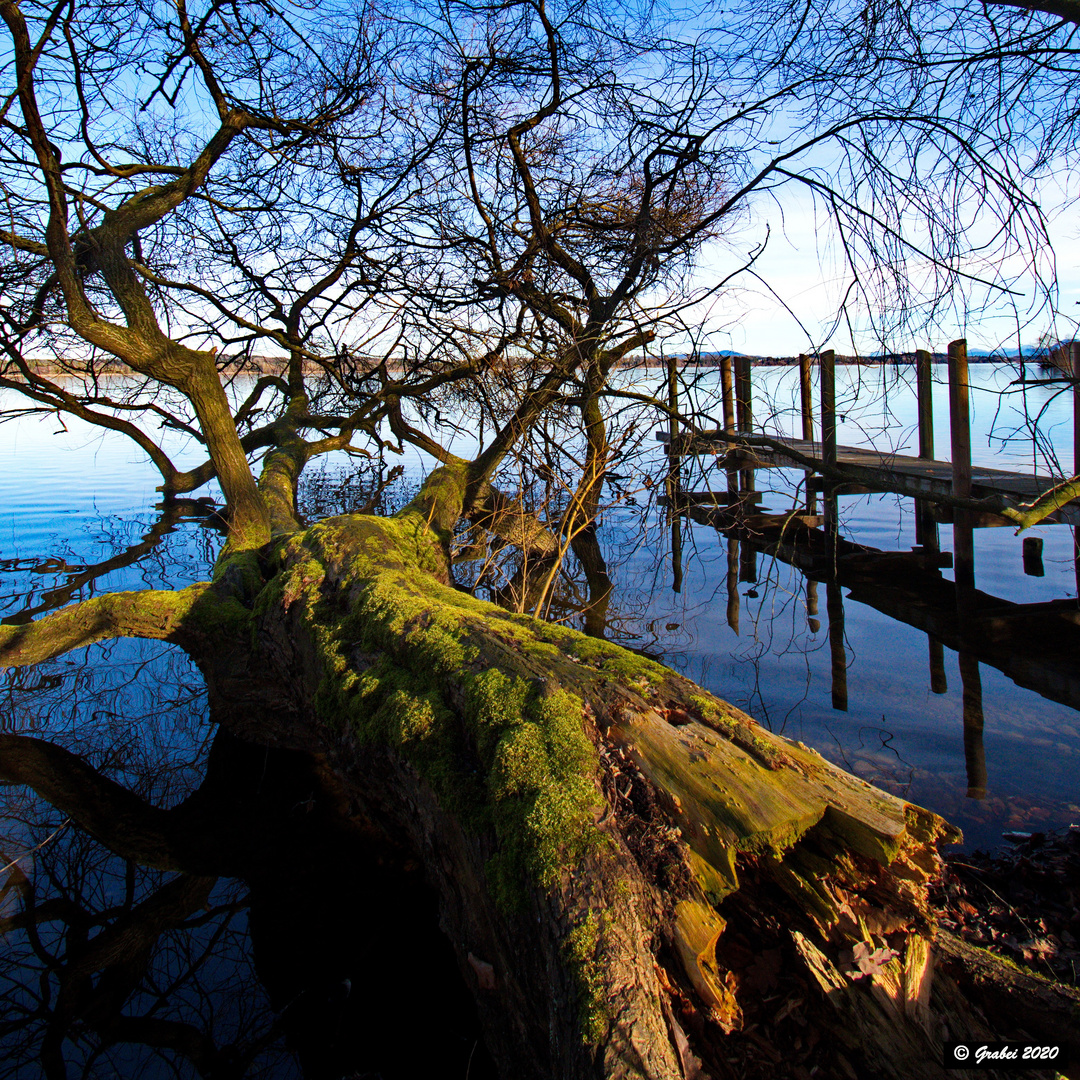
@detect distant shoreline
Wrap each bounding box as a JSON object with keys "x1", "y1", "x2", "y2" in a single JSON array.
[{"x1": 14, "y1": 351, "x2": 1047, "y2": 378}]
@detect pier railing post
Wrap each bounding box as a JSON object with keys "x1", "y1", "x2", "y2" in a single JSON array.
[
  {"x1": 735, "y1": 354, "x2": 755, "y2": 495},
  {"x1": 915, "y1": 348, "x2": 938, "y2": 551},
  {"x1": 916, "y1": 348, "x2": 935, "y2": 460},
  {"x1": 720, "y1": 355, "x2": 737, "y2": 495},
  {"x1": 820, "y1": 349, "x2": 836, "y2": 471},
  {"x1": 799, "y1": 353, "x2": 814, "y2": 442},
  {"x1": 947, "y1": 339, "x2": 974, "y2": 591},
  {"x1": 1071, "y1": 341, "x2": 1080, "y2": 596},
  {"x1": 799, "y1": 353, "x2": 817, "y2": 514},
  {"x1": 820, "y1": 349, "x2": 837, "y2": 539},
  {"x1": 735, "y1": 354, "x2": 752, "y2": 432}
]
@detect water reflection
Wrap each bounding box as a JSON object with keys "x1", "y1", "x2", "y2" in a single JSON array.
[{"x1": 0, "y1": 491, "x2": 494, "y2": 1079}]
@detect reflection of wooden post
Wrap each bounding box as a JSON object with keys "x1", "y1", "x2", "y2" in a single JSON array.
[
  {"x1": 720, "y1": 356, "x2": 737, "y2": 495},
  {"x1": 959, "y1": 650, "x2": 987, "y2": 800},
  {"x1": 667, "y1": 354, "x2": 683, "y2": 593},
  {"x1": 671, "y1": 516, "x2": 683, "y2": 594},
  {"x1": 929, "y1": 637, "x2": 947, "y2": 694},
  {"x1": 948, "y1": 339, "x2": 974, "y2": 591},
  {"x1": 726, "y1": 535, "x2": 740, "y2": 634},
  {"x1": 739, "y1": 541, "x2": 757, "y2": 584},
  {"x1": 806, "y1": 578, "x2": 820, "y2": 634},
  {"x1": 826, "y1": 579, "x2": 848, "y2": 711},
  {"x1": 915, "y1": 348, "x2": 937, "y2": 550},
  {"x1": 1071, "y1": 341, "x2": 1080, "y2": 595}
]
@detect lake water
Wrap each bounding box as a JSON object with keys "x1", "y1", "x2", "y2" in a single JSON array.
[{"x1": 1, "y1": 363, "x2": 1078, "y2": 1075}]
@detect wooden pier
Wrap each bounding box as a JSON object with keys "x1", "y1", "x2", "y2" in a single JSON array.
[
  {"x1": 657, "y1": 339, "x2": 1080, "y2": 796},
  {"x1": 660, "y1": 340, "x2": 1080, "y2": 528}
]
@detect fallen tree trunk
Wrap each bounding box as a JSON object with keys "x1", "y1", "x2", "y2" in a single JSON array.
[
  {"x1": 3, "y1": 466, "x2": 1072, "y2": 1079},
  {"x1": 187, "y1": 468, "x2": 1069, "y2": 1080}
]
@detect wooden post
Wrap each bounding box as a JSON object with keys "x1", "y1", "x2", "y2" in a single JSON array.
[
  {"x1": 915, "y1": 348, "x2": 938, "y2": 552},
  {"x1": 916, "y1": 348, "x2": 935, "y2": 460},
  {"x1": 826, "y1": 579, "x2": 848, "y2": 711},
  {"x1": 665, "y1": 351, "x2": 681, "y2": 509},
  {"x1": 1071, "y1": 341, "x2": 1080, "y2": 596},
  {"x1": 820, "y1": 349, "x2": 837, "y2": 539},
  {"x1": 734, "y1": 354, "x2": 755, "y2": 495},
  {"x1": 734, "y1": 354, "x2": 752, "y2": 432},
  {"x1": 799, "y1": 353, "x2": 817, "y2": 514},
  {"x1": 720, "y1": 355, "x2": 736, "y2": 433},
  {"x1": 720, "y1": 356, "x2": 737, "y2": 495},
  {"x1": 947, "y1": 339, "x2": 974, "y2": 592},
  {"x1": 799, "y1": 353, "x2": 814, "y2": 442},
  {"x1": 820, "y1": 349, "x2": 836, "y2": 472}
]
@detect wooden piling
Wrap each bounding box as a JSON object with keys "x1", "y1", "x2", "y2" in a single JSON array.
[
  {"x1": 720, "y1": 355, "x2": 735, "y2": 434},
  {"x1": 799, "y1": 353, "x2": 814, "y2": 442},
  {"x1": 820, "y1": 350, "x2": 837, "y2": 538},
  {"x1": 914, "y1": 348, "x2": 939, "y2": 550},
  {"x1": 820, "y1": 349, "x2": 837, "y2": 472},
  {"x1": 799, "y1": 353, "x2": 817, "y2": 514},
  {"x1": 720, "y1": 356, "x2": 738, "y2": 495},
  {"x1": 947, "y1": 339, "x2": 974, "y2": 591},
  {"x1": 735, "y1": 354, "x2": 755, "y2": 495},
  {"x1": 916, "y1": 348, "x2": 935, "y2": 460},
  {"x1": 735, "y1": 354, "x2": 752, "y2": 432},
  {"x1": 1071, "y1": 341, "x2": 1080, "y2": 596},
  {"x1": 665, "y1": 351, "x2": 682, "y2": 513},
  {"x1": 1022, "y1": 535, "x2": 1045, "y2": 577}
]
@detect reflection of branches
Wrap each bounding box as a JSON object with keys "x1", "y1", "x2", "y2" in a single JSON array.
[
  {"x1": 2, "y1": 499, "x2": 223, "y2": 626},
  {"x1": 0, "y1": 638, "x2": 290, "y2": 1079}
]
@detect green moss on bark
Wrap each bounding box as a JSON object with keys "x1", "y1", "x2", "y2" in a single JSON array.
[{"x1": 563, "y1": 911, "x2": 607, "y2": 1042}]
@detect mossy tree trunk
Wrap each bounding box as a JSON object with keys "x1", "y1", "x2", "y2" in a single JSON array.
[{"x1": 4, "y1": 466, "x2": 1071, "y2": 1080}]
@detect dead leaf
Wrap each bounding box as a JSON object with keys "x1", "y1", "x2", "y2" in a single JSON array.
[
  {"x1": 468, "y1": 952, "x2": 496, "y2": 990},
  {"x1": 845, "y1": 940, "x2": 899, "y2": 981}
]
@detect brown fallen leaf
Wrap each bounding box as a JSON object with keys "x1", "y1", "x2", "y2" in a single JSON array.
[{"x1": 468, "y1": 952, "x2": 496, "y2": 990}]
